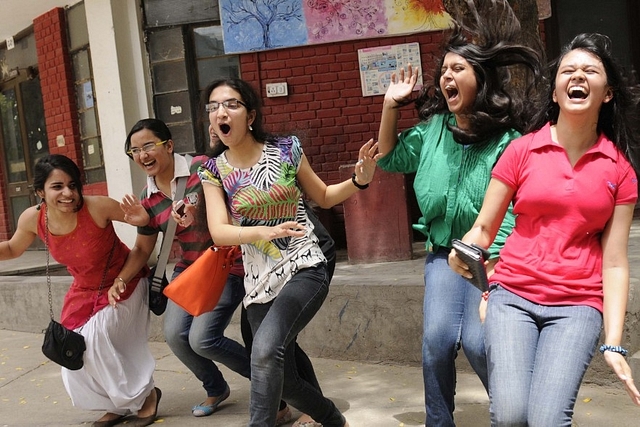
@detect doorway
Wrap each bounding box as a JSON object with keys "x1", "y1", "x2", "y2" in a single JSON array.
[
  {"x1": 0, "y1": 69, "x2": 49, "y2": 246},
  {"x1": 544, "y1": 0, "x2": 640, "y2": 75}
]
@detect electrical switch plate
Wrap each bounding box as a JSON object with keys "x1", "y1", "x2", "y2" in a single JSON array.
[{"x1": 266, "y1": 82, "x2": 288, "y2": 97}]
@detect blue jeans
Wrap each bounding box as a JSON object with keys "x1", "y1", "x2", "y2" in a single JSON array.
[
  {"x1": 164, "y1": 270, "x2": 251, "y2": 397},
  {"x1": 423, "y1": 250, "x2": 488, "y2": 426},
  {"x1": 246, "y1": 264, "x2": 345, "y2": 427},
  {"x1": 485, "y1": 286, "x2": 602, "y2": 427}
]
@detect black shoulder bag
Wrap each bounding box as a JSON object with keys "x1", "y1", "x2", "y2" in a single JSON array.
[{"x1": 42, "y1": 208, "x2": 116, "y2": 370}]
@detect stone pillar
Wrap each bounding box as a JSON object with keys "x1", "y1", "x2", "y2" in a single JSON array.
[{"x1": 340, "y1": 165, "x2": 412, "y2": 263}]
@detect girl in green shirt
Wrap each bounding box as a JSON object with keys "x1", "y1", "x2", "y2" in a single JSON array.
[{"x1": 375, "y1": 1, "x2": 541, "y2": 425}]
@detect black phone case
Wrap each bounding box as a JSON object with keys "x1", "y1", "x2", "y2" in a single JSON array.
[
  {"x1": 175, "y1": 201, "x2": 186, "y2": 217},
  {"x1": 451, "y1": 239, "x2": 490, "y2": 292}
]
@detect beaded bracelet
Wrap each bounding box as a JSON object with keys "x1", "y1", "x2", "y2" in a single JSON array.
[
  {"x1": 599, "y1": 344, "x2": 628, "y2": 357},
  {"x1": 351, "y1": 173, "x2": 369, "y2": 190}
]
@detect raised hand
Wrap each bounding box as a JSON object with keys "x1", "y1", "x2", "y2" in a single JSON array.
[
  {"x1": 384, "y1": 63, "x2": 419, "y2": 107},
  {"x1": 121, "y1": 194, "x2": 150, "y2": 227},
  {"x1": 354, "y1": 138, "x2": 379, "y2": 186}
]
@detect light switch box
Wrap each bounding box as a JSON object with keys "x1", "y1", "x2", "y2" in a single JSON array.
[{"x1": 266, "y1": 82, "x2": 288, "y2": 97}]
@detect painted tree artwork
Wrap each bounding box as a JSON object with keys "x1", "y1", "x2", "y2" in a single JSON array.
[
  {"x1": 220, "y1": 0, "x2": 452, "y2": 54},
  {"x1": 221, "y1": 0, "x2": 307, "y2": 53}
]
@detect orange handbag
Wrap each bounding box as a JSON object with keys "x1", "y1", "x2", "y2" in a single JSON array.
[{"x1": 163, "y1": 245, "x2": 241, "y2": 316}]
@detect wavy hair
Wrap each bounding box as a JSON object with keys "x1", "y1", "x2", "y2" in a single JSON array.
[{"x1": 410, "y1": 0, "x2": 542, "y2": 144}]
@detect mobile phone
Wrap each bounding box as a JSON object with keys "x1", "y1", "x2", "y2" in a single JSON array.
[
  {"x1": 451, "y1": 239, "x2": 490, "y2": 292},
  {"x1": 174, "y1": 200, "x2": 186, "y2": 217}
]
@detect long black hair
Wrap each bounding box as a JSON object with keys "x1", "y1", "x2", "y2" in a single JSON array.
[
  {"x1": 34, "y1": 154, "x2": 84, "y2": 212},
  {"x1": 410, "y1": 0, "x2": 542, "y2": 144},
  {"x1": 530, "y1": 32, "x2": 640, "y2": 172}
]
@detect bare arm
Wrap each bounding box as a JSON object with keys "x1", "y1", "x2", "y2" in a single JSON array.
[
  {"x1": 204, "y1": 139, "x2": 377, "y2": 246},
  {"x1": 448, "y1": 178, "x2": 514, "y2": 278},
  {"x1": 376, "y1": 64, "x2": 418, "y2": 159},
  {"x1": 297, "y1": 139, "x2": 378, "y2": 209},
  {"x1": 108, "y1": 232, "x2": 157, "y2": 305},
  {"x1": 0, "y1": 206, "x2": 38, "y2": 260},
  {"x1": 86, "y1": 195, "x2": 149, "y2": 228},
  {"x1": 600, "y1": 203, "x2": 640, "y2": 405},
  {"x1": 201, "y1": 181, "x2": 303, "y2": 246},
  {"x1": 120, "y1": 194, "x2": 151, "y2": 227}
]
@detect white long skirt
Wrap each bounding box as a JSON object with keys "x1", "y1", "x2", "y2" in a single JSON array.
[{"x1": 61, "y1": 279, "x2": 155, "y2": 415}]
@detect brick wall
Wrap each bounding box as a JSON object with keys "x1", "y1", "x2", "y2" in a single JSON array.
[
  {"x1": 33, "y1": 8, "x2": 106, "y2": 198},
  {"x1": 240, "y1": 32, "x2": 445, "y2": 246},
  {"x1": 33, "y1": 9, "x2": 82, "y2": 176}
]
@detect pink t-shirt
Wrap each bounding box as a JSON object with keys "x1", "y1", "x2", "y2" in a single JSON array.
[{"x1": 490, "y1": 123, "x2": 638, "y2": 312}]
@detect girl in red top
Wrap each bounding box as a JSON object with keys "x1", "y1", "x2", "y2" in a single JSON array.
[
  {"x1": 450, "y1": 33, "x2": 640, "y2": 425},
  {"x1": 0, "y1": 154, "x2": 159, "y2": 427}
]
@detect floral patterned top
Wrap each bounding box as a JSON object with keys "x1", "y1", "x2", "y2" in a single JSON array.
[{"x1": 198, "y1": 136, "x2": 325, "y2": 306}]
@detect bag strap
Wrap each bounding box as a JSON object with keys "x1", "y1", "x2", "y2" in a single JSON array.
[
  {"x1": 44, "y1": 205, "x2": 117, "y2": 321},
  {"x1": 150, "y1": 172, "x2": 188, "y2": 292}
]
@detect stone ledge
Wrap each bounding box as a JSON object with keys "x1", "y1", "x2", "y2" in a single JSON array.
[
  {"x1": 630, "y1": 351, "x2": 640, "y2": 385},
  {"x1": 0, "y1": 275, "x2": 423, "y2": 365},
  {"x1": 0, "y1": 273, "x2": 635, "y2": 385}
]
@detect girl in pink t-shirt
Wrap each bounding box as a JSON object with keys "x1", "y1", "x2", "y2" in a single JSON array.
[{"x1": 451, "y1": 33, "x2": 640, "y2": 425}]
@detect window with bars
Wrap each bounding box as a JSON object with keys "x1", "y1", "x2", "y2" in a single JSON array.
[
  {"x1": 143, "y1": 0, "x2": 239, "y2": 154},
  {"x1": 67, "y1": 2, "x2": 105, "y2": 183}
]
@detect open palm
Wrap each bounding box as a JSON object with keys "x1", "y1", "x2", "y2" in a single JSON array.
[{"x1": 384, "y1": 64, "x2": 419, "y2": 106}]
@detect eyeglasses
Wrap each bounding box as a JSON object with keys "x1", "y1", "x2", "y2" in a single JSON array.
[
  {"x1": 126, "y1": 140, "x2": 168, "y2": 157},
  {"x1": 205, "y1": 98, "x2": 246, "y2": 113}
]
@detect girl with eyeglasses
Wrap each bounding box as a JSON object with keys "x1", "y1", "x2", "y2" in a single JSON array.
[
  {"x1": 115, "y1": 118, "x2": 256, "y2": 422},
  {"x1": 198, "y1": 77, "x2": 378, "y2": 427}
]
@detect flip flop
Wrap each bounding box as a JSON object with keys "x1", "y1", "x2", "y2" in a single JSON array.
[{"x1": 192, "y1": 385, "x2": 230, "y2": 417}]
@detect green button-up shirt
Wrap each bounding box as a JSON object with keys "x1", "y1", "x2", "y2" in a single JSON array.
[{"x1": 377, "y1": 113, "x2": 516, "y2": 258}]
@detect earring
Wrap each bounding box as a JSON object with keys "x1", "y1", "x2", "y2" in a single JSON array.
[{"x1": 249, "y1": 125, "x2": 253, "y2": 131}]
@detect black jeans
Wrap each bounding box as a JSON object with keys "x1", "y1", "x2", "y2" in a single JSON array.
[{"x1": 246, "y1": 264, "x2": 345, "y2": 427}]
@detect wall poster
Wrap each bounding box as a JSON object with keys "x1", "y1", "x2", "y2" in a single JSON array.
[{"x1": 358, "y1": 42, "x2": 423, "y2": 97}]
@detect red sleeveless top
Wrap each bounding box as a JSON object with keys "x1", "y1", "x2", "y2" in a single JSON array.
[{"x1": 38, "y1": 203, "x2": 149, "y2": 329}]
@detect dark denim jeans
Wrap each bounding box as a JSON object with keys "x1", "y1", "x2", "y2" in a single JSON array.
[
  {"x1": 164, "y1": 271, "x2": 250, "y2": 397},
  {"x1": 246, "y1": 264, "x2": 345, "y2": 427}
]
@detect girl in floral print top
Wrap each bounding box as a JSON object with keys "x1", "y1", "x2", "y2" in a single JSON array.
[{"x1": 198, "y1": 78, "x2": 377, "y2": 427}]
